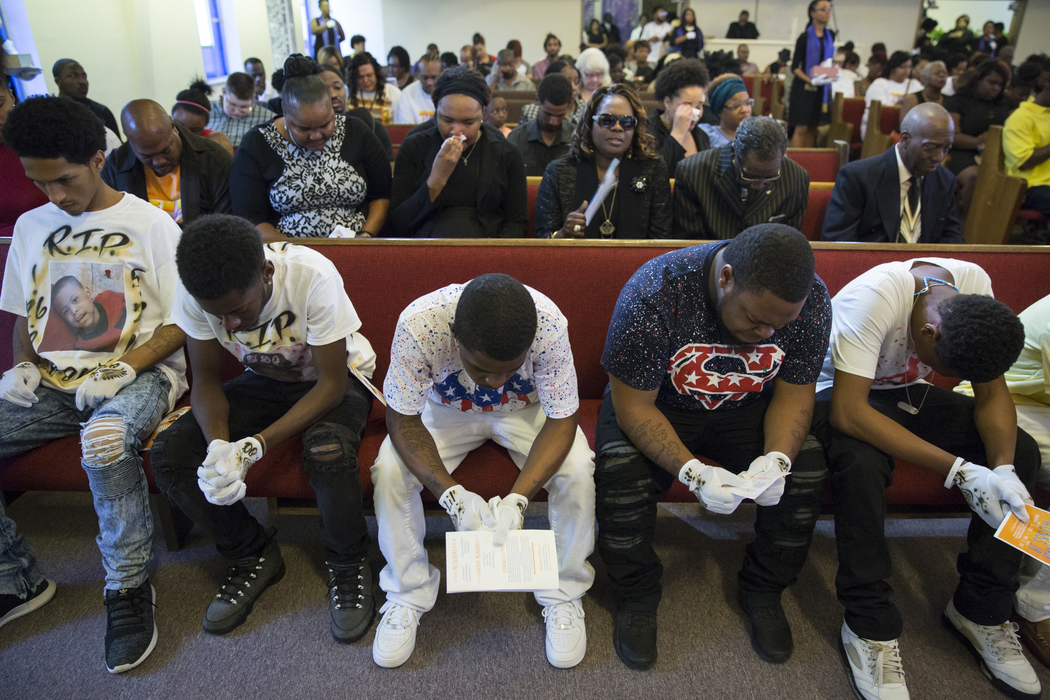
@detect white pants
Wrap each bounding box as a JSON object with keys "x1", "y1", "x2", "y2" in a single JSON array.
[
  {"x1": 1015, "y1": 403, "x2": 1050, "y2": 621},
  {"x1": 371, "y1": 401, "x2": 596, "y2": 612}
]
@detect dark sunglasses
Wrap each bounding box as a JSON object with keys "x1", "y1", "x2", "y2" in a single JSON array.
[{"x1": 593, "y1": 113, "x2": 638, "y2": 130}]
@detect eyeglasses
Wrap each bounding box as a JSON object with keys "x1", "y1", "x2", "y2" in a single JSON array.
[
  {"x1": 593, "y1": 113, "x2": 638, "y2": 130},
  {"x1": 725, "y1": 98, "x2": 755, "y2": 110},
  {"x1": 734, "y1": 156, "x2": 780, "y2": 184}
]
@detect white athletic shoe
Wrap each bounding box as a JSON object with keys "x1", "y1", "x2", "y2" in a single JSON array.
[
  {"x1": 943, "y1": 599, "x2": 1042, "y2": 700},
  {"x1": 840, "y1": 621, "x2": 909, "y2": 700},
  {"x1": 543, "y1": 599, "x2": 586, "y2": 668},
  {"x1": 372, "y1": 601, "x2": 421, "y2": 668}
]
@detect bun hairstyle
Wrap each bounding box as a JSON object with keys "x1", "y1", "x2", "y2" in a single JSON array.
[
  {"x1": 278, "y1": 54, "x2": 328, "y2": 110},
  {"x1": 173, "y1": 77, "x2": 214, "y2": 118}
]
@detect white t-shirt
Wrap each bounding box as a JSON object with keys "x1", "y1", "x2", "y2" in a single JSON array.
[
  {"x1": 359, "y1": 84, "x2": 401, "y2": 117},
  {"x1": 171, "y1": 243, "x2": 376, "y2": 382},
  {"x1": 641, "y1": 21, "x2": 672, "y2": 60},
  {"x1": 816, "y1": 258, "x2": 993, "y2": 394},
  {"x1": 393, "y1": 81, "x2": 435, "y2": 125},
  {"x1": 0, "y1": 194, "x2": 188, "y2": 403},
  {"x1": 862, "y1": 77, "x2": 922, "y2": 133},
  {"x1": 832, "y1": 68, "x2": 859, "y2": 99},
  {"x1": 384, "y1": 283, "x2": 579, "y2": 419}
]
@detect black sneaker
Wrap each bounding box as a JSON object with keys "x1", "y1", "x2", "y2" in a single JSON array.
[
  {"x1": 739, "y1": 591, "x2": 793, "y2": 663},
  {"x1": 327, "y1": 558, "x2": 375, "y2": 643},
  {"x1": 104, "y1": 580, "x2": 157, "y2": 674},
  {"x1": 203, "y1": 538, "x2": 285, "y2": 635},
  {"x1": 614, "y1": 608, "x2": 658, "y2": 670},
  {"x1": 0, "y1": 578, "x2": 56, "y2": 629}
]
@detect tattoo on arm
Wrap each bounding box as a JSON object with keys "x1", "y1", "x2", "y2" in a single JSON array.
[
  {"x1": 627, "y1": 418, "x2": 685, "y2": 470},
  {"x1": 395, "y1": 416, "x2": 448, "y2": 495},
  {"x1": 787, "y1": 407, "x2": 811, "y2": 459}
]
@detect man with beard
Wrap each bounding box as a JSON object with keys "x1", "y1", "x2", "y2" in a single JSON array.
[{"x1": 595, "y1": 224, "x2": 831, "y2": 670}]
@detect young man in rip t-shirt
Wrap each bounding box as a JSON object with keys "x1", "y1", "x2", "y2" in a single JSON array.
[
  {"x1": 149, "y1": 215, "x2": 379, "y2": 643},
  {"x1": 810, "y1": 258, "x2": 1041, "y2": 700},
  {"x1": 596, "y1": 224, "x2": 832, "y2": 671},
  {"x1": 370, "y1": 273, "x2": 595, "y2": 670},
  {"x1": 0, "y1": 96, "x2": 188, "y2": 674}
]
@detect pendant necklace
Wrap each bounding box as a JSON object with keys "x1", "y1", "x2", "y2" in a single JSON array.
[
  {"x1": 460, "y1": 137, "x2": 479, "y2": 165},
  {"x1": 600, "y1": 183, "x2": 618, "y2": 238}
]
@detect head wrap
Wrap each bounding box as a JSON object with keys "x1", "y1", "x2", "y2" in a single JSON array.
[
  {"x1": 710, "y1": 78, "x2": 746, "y2": 116},
  {"x1": 431, "y1": 66, "x2": 489, "y2": 108}
]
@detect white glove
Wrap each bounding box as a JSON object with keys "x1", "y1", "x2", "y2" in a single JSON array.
[
  {"x1": 197, "y1": 437, "x2": 264, "y2": 506},
  {"x1": 0, "y1": 362, "x2": 41, "y2": 408},
  {"x1": 439, "y1": 485, "x2": 494, "y2": 532},
  {"x1": 75, "y1": 361, "x2": 136, "y2": 410},
  {"x1": 745, "y1": 451, "x2": 792, "y2": 507},
  {"x1": 678, "y1": 459, "x2": 749, "y2": 515},
  {"x1": 326, "y1": 19, "x2": 335, "y2": 28},
  {"x1": 485, "y1": 494, "x2": 528, "y2": 546},
  {"x1": 946, "y1": 458, "x2": 1031, "y2": 528}
]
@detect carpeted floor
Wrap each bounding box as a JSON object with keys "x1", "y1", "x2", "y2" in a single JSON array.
[{"x1": 1, "y1": 492, "x2": 1046, "y2": 699}]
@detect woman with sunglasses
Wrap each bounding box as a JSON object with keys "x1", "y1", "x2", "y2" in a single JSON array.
[
  {"x1": 535, "y1": 84, "x2": 671, "y2": 239},
  {"x1": 699, "y1": 73, "x2": 753, "y2": 149}
]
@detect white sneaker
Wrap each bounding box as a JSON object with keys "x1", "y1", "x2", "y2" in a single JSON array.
[
  {"x1": 840, "y1": 622, "x2": 909, "y2": 700},
  {"x1": 372, "y1": 601, "x2": 421, "y2": 668},
  {"x1": 944, "y1": 599, "x2": 1042, "y2": 700},
  {"x1": 543, "y1": 599, "x2": 586, "y2": 668}
]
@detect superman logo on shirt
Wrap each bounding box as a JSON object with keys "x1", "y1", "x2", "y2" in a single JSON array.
[{"x1": 668, "y1": 343, "x2": 785, "y2": 409}]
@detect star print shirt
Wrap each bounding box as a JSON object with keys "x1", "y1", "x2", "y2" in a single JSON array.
[
  {"x1": 171, "y1": 243, "x2": 376, "y2": 383},
  {"x1": 816, "y1": 258, "x2": 993, "y2": 394},
  {"x1": 384, "y1": 283, "x2": 579, "y2": 418},
  {"x1": 602, "y1": 242, "x2": 832, "y2": 411}
]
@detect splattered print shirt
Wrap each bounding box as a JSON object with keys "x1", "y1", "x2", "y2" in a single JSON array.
[
  {"x1": 602, "y1": 242, "x2": 832, "y2": 411},
  {"x1": 384, "y1": 283, "x2": 579, "y2": 418},
  {"x1": 816, "y1": 258, "x2": 993, "y2": 394}
]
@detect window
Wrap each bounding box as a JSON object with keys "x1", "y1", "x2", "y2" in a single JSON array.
[{"x1": 194, "y1": 0, "x2": 228, "y2": 79}]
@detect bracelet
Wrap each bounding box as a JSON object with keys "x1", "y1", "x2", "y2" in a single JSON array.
[
  {"x1": 358, "y1": 231, "x2": 374, "y2": 238},
  {"x1": 549, "y1": 230, "x2": 560, "y2": 239},
  {"x1": 943, "y1": 456, "x2": 965, "y2": 489},
  {"x1": 252, "y1": 433, "x2": 268, "y2": 455}
]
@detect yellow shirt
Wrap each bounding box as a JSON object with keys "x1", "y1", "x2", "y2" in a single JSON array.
[
  {"x1": 1003, "y1": 99, "x2": 1050, "y2": 189},
  {"x1": 145, "y1": 165, "x2": 182, "y2": 222}
]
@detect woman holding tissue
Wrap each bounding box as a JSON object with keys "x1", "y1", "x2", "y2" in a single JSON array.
[
  {"x1": 648, "y1": 58, "x2": 711, "y2": 178},
  {"x1": 389, "y1": 66, "x2": 527, "y2": 238},
  {"x1": 788, "y1": 0, "x2": 835, "y2": 147},
  {"x1": 535, "y1": 84, "x2": 672, "y2": 239},
  {"x1": 230, "y1": 54, "x2": 391, "y2": 239}
]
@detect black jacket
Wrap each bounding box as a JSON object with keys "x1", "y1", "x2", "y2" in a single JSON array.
[
  {"x1": 389, "y1": 122, "x2": 527, "y2": 237},
  {"x1": 821, "y1": 146, "x2": 964, "y2": 244},
  {"x1": 102, "y1": 122, "x2": 232, "y2": 225},
  {"x1": 535, "y1": 154, "x2": 672, "y2": 239},
  {"x1": 648, "y1": 109, "x2": 711, "y2": 180}
]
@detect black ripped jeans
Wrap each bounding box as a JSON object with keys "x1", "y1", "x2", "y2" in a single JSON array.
[
  {"x1": 594, "y1": 392, "x2": 828, "y2": 612},
  {"x1": 151, "y1": 370, "x2": 373, "y2": 565}
]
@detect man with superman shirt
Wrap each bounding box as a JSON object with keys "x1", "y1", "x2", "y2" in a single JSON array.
[{"x1": 595, "y1": 224, "x2": 832, "y2": 670}]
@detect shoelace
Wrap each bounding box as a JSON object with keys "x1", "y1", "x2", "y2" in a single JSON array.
[
  {"x1": 327, "y1": 563, "x2": 366, "y2": 610},
  {"x1": 619, "y1": 610, "x2": 656, "y2": 630},
  {"x1": 380, "y1": 602, "x2": 417, "y2": 631},
  {"x1": 749, "y1": 605, "x2": 787, "y2": 622},
  {"x1": 983, "y1": 622, "x2": 1027, "y2": 662},
  {"x1": 863, "y1": 639, "x2": 905, "y2": 686},
  {"x1": 105, "y1": 586, "x2": 154, "y2": 630},
  {"x1": 215, "y1": 557, "x2": 266, "y2": 604},
  {"x1": 544, "y1": 601, "x2": 584, "y2": 629}
]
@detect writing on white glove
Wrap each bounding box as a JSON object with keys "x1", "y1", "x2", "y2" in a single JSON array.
[
  {"x1": 745, "y1": 451, "x2": 792, "y2": 506},
  {"x1": 485, "y1": 494, "x2": 528, "y2": 547},
  {"x1": 0, "y1": 362, "x2": 41, "y2": 408},
  {"x1": 439, "y1": 485, "x2": 494, "y2": 532},
  {"x1": 946, "y1": 458, "x2": 1031, "y2": 528},
  {"x1": 75, "y1": 361, "x2": 136, "y2": 410},
  {"x1": 679, "y1": 459, "x2": 749, "y2": 515},
  {"x1": 197, "y1": 436, "x2": 264, "y2": 506}
]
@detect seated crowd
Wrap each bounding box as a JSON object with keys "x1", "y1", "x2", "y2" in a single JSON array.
[{"x1": 1, "y1": 11, "x2": 1050, "y2": 700}]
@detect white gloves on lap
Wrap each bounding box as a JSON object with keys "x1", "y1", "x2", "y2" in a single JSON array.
[
  {"x1": 0, "y1": 362, "x2": 41, "y2": 408},
  {"x1": 75, "y1": 361, "x2": 136, "y2": 410},
  {"x1": 678, "y1": 459, "x2": 749, "y2": 514},
  {"x1": 946, "y1": 458, "x2": 1033, "y2": 528},
  {"x1": 439, "y1": 485, "x2": 494, "y2": 531},
  {"x1": 197, "y1": 437, "x2": 264, "y2": 506},
  {"x1": 744, "y1": 451, "x2": 792, "y2": 506},
  {"x1": 486, "y1": 494, "x2": 529, "y2": 546}
]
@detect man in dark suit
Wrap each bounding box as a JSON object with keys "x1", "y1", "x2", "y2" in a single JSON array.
[
  {"x1": 674, "y1": 116, "x2": 809, "y2": 239},
  {"x1": 822, "y1": 102, "x2": 963, "y2": 244},
  {"x1": 102, "y1": 100, "x2": 232, "y2": 227}
]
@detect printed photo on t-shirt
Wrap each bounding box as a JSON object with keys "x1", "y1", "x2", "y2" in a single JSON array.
[{"x1": 37, "y1": 261, "x2": 127, "y2": 353}]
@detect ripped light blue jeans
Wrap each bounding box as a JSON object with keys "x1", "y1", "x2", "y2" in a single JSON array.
[{"x1": 0, "y1": 367, "x2": 171, "y2": 591}]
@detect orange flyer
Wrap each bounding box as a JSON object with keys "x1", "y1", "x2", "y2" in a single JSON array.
[{"x1": 994, "y1": 504, "x2": 1050, "y2": 566}]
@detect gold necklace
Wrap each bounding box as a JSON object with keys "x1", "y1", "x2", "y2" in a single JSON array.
[
  {"x1": 461, "y1": 137, "x2": 479, "y2": 165},
  {"x1": 600, "y1": 183, "x2": 618, "y2": 238}
]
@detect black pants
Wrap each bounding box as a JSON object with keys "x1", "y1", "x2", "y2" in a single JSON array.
[
  {"x1": 151, "y1": 370, "x2": 373, "y2": 565},
  {"x1": 594, "y1": 392, "x2": 827, "y2": 611},
  {"x1": 810, "y1": 385, "x2": 1040, "y2": 640}
]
